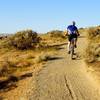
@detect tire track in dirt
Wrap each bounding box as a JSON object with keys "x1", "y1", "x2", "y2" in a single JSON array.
[{"x1": 64, "y1": 75, "x2": 77, "y2": 100}]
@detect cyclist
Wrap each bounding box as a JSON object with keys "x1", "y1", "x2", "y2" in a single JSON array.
[{"x1": 65, "y1": 21, "x2": 79, "y2": 54}]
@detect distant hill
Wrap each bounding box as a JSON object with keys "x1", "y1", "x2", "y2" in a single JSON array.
[{"x1": 0, "y1": 33, "x2": 13, "y2": 37}]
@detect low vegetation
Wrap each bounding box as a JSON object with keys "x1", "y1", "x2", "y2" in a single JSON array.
[
  {"x1": 85, "y1": 26, "x2": 100, "y2": 86},
  {"x1": 85, "y1": 26, "x2": 100, "y2": 63},
  {"x1": 0, "y1": 29, "x2": 66, "y2": 99},
  {"x1": 47, "y1": 30, "x2": 65, "y2": 39},
  {"x1": 39, "y1": 30, "x2": 66, "y2": 45},
  {"x1": 6, "y1": 30, "x2": 40, "y2": 50},
  {"x1": 0, "y1": 29, "x2": 64, "y2": 77}
]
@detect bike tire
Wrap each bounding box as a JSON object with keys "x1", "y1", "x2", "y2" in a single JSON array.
[{"x1": 71, "y1": 45, "x2": 74, "y2": 59}]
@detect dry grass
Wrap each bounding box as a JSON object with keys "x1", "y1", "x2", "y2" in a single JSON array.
[
  {"x1": 0, "y1": 46, "x2": 58, "y2": 99},
  {"x1": 85, "y1": 26, "x2": 100, "y2": 63},
  {"x1": 0, "y1": 49, "x2": 56, "y2": 76},
  {"x1": 0, "y1": 29, "x2": 66, "y2": 99},
  {"x1": 87, "y1": 27, "x2": 100, "y2": 40},
  {"x1": 0, "y1": 29, "x2": 66, "y2": 77},
  {"x1": 35, "y1": 52, "x2": 56, "y2": 63},
  {"x1": 39, "y1": 30, "x2": 66, "y2": 45},
  {"x1": 0, "y1": 29, "x2": 66, "y2": 78}
]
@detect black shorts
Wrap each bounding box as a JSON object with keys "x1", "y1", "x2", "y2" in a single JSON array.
[{"x1": 68, "y1": 34, "x2": 77, "y2": 42}]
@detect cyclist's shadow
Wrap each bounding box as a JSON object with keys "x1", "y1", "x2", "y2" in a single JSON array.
[{"x1": 72, "y1": 52, "x2": 82, "y2": 60}]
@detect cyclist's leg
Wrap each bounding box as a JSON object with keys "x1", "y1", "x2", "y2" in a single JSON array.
[
  {"x1": 74, "y1": 38, "x2": 77, "y2": 47},
  {"x1": 70, "y1": 38, "x2": 75, "y2": 59},
  {"x1": 74, "y1": 34, "x2": 78, "y2": 48},
  {"x1": 71, "y1": 38, "x2": 75, "y2": 49},
  {"x1": 67, "y1": 35, "x2": 72, "y2": 53},
  {"x1": 68, "y1": 41, "x2": 71, "y2": 53}
]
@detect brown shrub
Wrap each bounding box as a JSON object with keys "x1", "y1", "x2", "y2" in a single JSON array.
[
  {"x1": 86, "y1": 27, "x2": 100, "y2": 63},
  {"x1": 0, "y1": 60, "x2": 15, "y2": 77},
  {"x1": 35, "y1": 53, "x2": 53, "y2": 63},
  {"x1": 87, "y1": 27, "x2": 100, "y2": 39},
  {"x1": 47, "y1": 30, "x2": 65, "y2": 39},
  {"x1": 8, "y1": 30, "x2": 40, "y2": 50}
]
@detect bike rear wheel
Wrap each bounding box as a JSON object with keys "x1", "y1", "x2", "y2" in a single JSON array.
[{"x1": 71, "y1": 45, "x2": 74, "y2": 59}]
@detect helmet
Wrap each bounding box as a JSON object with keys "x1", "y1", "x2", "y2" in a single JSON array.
[{"x1": 72, "y1": 21, "x2": 76, "y2": 25}]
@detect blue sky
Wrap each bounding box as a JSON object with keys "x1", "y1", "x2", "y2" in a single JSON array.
[{"x1": 0, "y1": 0, "x2": 100, "y2": 33}]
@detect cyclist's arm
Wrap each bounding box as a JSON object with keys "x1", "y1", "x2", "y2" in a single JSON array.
[
  {"x1": 64, "y1": 30, "x2": 68, "y2": 36},
  {"x1": 76, "y1": 29, "x2": 80, "y2": 36}
]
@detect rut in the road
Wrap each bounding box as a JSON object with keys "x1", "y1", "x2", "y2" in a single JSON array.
[{"x1": 64, "y1": 75, "x2": 77, "y2": 100}]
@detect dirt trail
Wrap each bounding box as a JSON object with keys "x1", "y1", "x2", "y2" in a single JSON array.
[{"x1": 29, "y1": 33, "x2": 100, "y2": 100}]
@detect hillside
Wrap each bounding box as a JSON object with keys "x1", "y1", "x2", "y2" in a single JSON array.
[
  {"x1": 0, "y1": 27, "x2": 100, "y2": 99},
  {"x1": 0, "y1": 29, "x2": 66, "y2": 99}
]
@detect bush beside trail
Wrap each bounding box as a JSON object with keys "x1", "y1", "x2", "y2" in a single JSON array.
[
  {"x1": 85, "y1": 26, "x2": 100, "y2": 63},
  {"x1": 87, "y1": 27, "x2": 100, "y2": 40},
  {"x1": 0, "y1": 30, "x2": 67, "y2": 50},
  {"x1": 8, "y1": 30, "x2": 40, "y2": 50},
  {"x1": 0, "y1": 29, "x2": 63, "y2": 78},
  {"x1": 47, "y1": 30, "x2": 65, "y2": 39}
]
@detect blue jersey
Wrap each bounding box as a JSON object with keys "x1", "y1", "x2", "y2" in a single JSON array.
[{"x1": 67, "y1": 25, "x2": 78, "y2": 35}]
